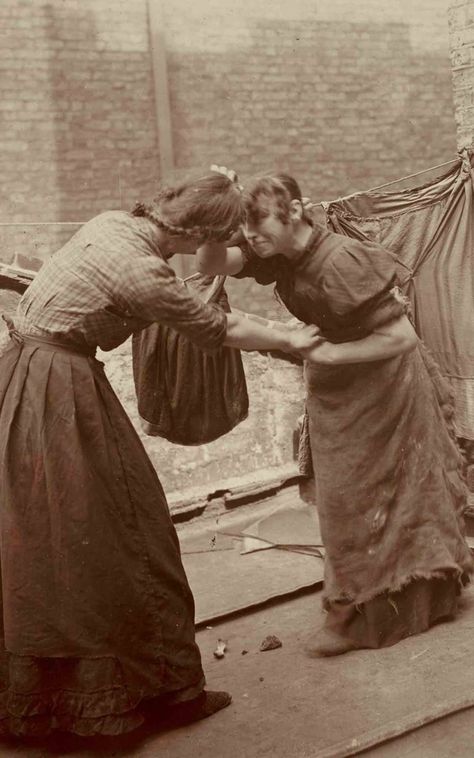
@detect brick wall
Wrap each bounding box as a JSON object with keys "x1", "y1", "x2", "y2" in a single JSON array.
[
  {"x1": 0, "y1": 0, "x2": 458, "y2": 264},
  {"x1": 448, "y1": 0, "x2": 474, "y2": 503},
  {"x1": 165, "y1": 0, "x2": 456, "y2": 201},
  {"x1": 0, "y1": 0, "x2": 159, "y2": 263},
  {"x1": 0, "y1": 0, "x2": 460, "y2": 501},
  {"x1": 97, "y1": 339, "x2": 305, "y2": 505},
  {"x1": 449, "y1": 0, "x2": 474, "y2": 147}
]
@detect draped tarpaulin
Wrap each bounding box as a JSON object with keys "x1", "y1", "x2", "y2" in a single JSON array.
[{"x1": 322, "y1": 149, "x2": 474, "y2": 440}]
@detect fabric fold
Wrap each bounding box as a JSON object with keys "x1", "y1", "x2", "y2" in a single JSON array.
[
  {"x1": 0, "y1": 339, "x2": 205, "y2": 736},
  {"x1": 323, "y1": 149, "x2": 474, "y2": 439}
]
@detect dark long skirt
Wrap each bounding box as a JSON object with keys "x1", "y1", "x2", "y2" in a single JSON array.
[
  {"x1": 0, "y1": 337, "x2": 204, "y2": 736},
  {"x1": 305, "y1": 341, "x2": 473, "y2": 648}
]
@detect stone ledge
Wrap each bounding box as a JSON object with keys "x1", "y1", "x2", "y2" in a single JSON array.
[{"x1": 168, "y1": 465, "x2": 311, "y2": 524}]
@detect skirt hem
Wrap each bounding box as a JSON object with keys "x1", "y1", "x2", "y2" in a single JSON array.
[{"x1": 322, "y1": 565, "x2": 470, "y2": 610}]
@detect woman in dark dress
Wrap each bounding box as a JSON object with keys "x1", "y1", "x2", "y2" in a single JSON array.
[
  {"x1": 0, "y1": 172, "x2": 319, "y2": 736},
  {"x1": 197, "y1": 172, "x2": 472, "y2": 656}
]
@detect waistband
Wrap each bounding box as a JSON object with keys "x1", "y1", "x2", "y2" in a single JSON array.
[
  {"x1": 14, "y1": 332, "x2": 95, "y2": 358},
  {"x1": 2, "y1": 315, "x2": 96, "y2": 357}
]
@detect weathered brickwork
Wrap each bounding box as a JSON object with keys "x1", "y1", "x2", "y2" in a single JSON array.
[
  {"x1": 448, "y1": 0, "x2": 474, "y2": 503},
  {"x1": 164, "y1": 0, "x2": 456, "y2": 201},
  {"x1": 449, "y1": 0, "x2": 474, "y2": 147},
  {"x1": 0, "y1": 0, "x2": 460, "y2": 499},
  {"x1": 98, "y1": 339, "x2": 305, "y2": 501},
  {"x1": 0, "y1": 0, "x2": 458, "y2": 262},
  {"x1": 0, "y1": 0, "x2": 159, "y2": 262}
]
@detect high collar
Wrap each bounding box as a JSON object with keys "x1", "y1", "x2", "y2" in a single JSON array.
[
  {"x1": 131, "y1": 214, "x2": 168, "y2": 260},
  {"x1": 289, "y1": 223, "x2": 329, "y2": 268}
]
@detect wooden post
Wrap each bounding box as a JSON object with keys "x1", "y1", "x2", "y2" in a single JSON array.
[
  {"x1": 147, "y1": 0, "x2": 174, "y2": 177},
  {"x1": 147, "y1": 0, "x2": 192, "y2": 278}
]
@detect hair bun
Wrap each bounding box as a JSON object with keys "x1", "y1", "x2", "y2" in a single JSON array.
[{"x1": 132, "y1": 202, "x2": 147, "y2": 217}]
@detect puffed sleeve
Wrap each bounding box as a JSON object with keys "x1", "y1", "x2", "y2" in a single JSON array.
[
  {"x1": 228, "y1": 229, "x2": 281, "y2": 285},
  {"x1": 111, "y1": 254, "x2": 227, "y2": 351},
  {"x1": 320, "y1": 239, "x2": 406, "y2": 342}
]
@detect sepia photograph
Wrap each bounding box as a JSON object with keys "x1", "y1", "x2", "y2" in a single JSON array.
[{"x1": 0, "y1": 0, "x2": 473, "y2": 755}]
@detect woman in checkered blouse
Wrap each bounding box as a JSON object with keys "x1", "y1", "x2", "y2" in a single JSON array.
[{"x1": 0, "y1": 171, "x2": 319, "y2": 737}]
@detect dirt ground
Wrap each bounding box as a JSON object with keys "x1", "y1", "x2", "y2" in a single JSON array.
[
  {"x1": 0, "y1": 585, "x2": 473, "y2": 758},
  {"x1": 0, "y1": 492, "x2": 472, "y2": 757}
]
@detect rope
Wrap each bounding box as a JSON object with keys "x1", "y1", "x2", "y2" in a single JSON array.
[
  {"x1": 0, "y1": 221, "x2": 84, "y2": 227},
  {"x1": 0, "y1": 158, "x2": 462, "y2": 228},
  {"x1": 367, "y1": 158, "x2": 459, "y2": 192},
  {"x1": 319, "y1": 158, "x2": 460, "y2": 208}
]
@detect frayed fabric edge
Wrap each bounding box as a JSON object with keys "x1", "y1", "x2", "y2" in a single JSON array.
[{"x1": 322, "y1": 566, "x2": 471, "y2": 612}]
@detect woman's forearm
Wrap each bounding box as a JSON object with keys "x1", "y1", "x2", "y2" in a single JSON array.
[
  {"x1": 196, "y1": 241, "x2": 244, "y2": 276},
  {"x1": 223, "y1": 312, "x2": 293, "y2": 352},
  {"x1": 224, "y1": 313, "x2": 321, "y2": 354},
  {"x1": 304, "y1": 316, "x2": 418, "y2": 365},
  {"x1": 196, "y1": 241, "x2": 226, "y2": 274}
]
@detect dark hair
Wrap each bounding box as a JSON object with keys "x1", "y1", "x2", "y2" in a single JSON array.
[
  {"x1": 132, "y1": 172, "x2": 243, "y2": 242},
  {"x1": 243, "y1": 173, "x2": 304, "y2": 226},
  {"x1": 274, "y1": 173, "x2": 303, "y2": 201}
]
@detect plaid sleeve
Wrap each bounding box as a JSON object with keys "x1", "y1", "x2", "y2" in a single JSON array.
[{"x1": 112, "y1": 255, "x2": 227, "y2": 351}]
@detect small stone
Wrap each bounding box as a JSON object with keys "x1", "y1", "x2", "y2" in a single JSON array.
[
  {"x1": 259, "y1": 635, "x2": 282, "y2": 651},
  {"x1": 213, "y1": 638, "x2": 227, "y2": 659},
  {"x1": 241, "y1": 649, "x2": 248, "y2": 655}
]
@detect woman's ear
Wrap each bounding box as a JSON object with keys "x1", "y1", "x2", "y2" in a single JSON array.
[{"x1": 289, "y1": 199, "x2": 303, "y2": 222}]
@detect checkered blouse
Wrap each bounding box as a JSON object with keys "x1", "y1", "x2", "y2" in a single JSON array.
[{"x1": 14, "y1": 211, "x2": 227, "y2": 352}]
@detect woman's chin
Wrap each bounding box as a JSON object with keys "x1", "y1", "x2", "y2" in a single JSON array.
[{"x1": 254, "y1": 246, "x2": 276, "y2": 258}]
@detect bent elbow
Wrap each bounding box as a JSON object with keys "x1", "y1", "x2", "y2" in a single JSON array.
[
  {"x1": 400, "y1": 331, "x2": 418, "y2": 355},
  {"x1": 196, "y1": 259, "x2": 217, "y2": 275},
  {"x1": 223, "y1": 312, "x2": 240, "y2": 343},
  {"x1": 392, "y1": 317, "x2": 418, "y2": 356}
]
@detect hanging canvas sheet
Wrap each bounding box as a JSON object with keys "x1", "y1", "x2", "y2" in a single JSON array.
[{"x1": 322, "y1": 149, "x2": 474, "y2": 440}]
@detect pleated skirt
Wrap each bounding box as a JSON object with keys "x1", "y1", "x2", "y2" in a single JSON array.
[{"x1": 0, "y1": 337, "x2": 204, "y2": 736}]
